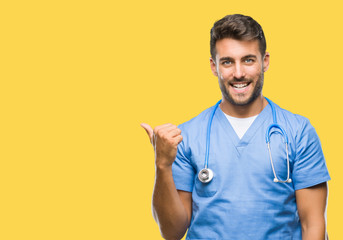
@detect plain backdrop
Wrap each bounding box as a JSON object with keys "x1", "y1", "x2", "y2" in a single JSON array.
[{"x1": 0, "y1": 0, "x2": 342, "y2": 239}]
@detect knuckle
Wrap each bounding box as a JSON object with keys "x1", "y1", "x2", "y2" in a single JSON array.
[
  {"x1": 154, "y1": 128, "x2": 163, "y2": 136},
  {"x1": 168, "y1": 138, "x2": 176, "y2": 145},
  {"x1": 162, "y1": 123, "x2": 172, "y2": 128},
  {"x1": 160, "y1": 133, "x2": 167, "y2": 140}
]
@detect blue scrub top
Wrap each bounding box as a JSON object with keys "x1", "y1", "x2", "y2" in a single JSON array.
[{"x1": 172, "y1": 99, "x2": 330, "y2": 240}]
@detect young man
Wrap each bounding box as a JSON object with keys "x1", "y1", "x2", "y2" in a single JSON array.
[{"x1": 141, "y1": 14, "x2": 330, "y2": 240}]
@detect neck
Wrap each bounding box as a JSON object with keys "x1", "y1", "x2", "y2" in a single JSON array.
[{"x1": 220, "y1": 95, "x2": 267, "y2": 118}]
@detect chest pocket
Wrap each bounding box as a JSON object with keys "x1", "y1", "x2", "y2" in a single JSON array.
[{"x1": 192, "y1": 154, "x2": 217, "y2": 197}]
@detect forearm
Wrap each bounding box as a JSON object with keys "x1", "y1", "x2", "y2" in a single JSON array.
[
  {"x1": 152, "y1": 166, "x2": 189, "y2": 240},
  {"x1": 301, "y1": 219, "x2": 326, "y2": 240}
]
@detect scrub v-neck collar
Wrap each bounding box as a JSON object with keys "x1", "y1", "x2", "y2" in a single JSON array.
[{"x1": 215, "y1": 101, "x2": 272, "y2": 148}]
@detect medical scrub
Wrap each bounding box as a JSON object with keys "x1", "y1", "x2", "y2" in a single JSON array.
[{"x1": 172, "y1": 99, "x2": 330, "y2": 240}]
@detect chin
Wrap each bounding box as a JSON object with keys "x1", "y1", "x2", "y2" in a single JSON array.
[{"x1": 227, "y1": 94, "x2": 256, "y2": 106}]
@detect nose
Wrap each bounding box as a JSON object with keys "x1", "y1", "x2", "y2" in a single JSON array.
[{"x1": 232, "y1": 63, "x2": 245, "y2": 79}]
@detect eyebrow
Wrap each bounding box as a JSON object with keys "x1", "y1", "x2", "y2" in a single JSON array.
[
  {"x1": 219, "y1": 57, "x2": 234, "y2": 62},
  {"x1": 242, "y1": 54, "x2": 257, "y2": 59}
]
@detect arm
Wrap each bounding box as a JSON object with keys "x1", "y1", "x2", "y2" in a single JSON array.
[
  {"x1": 296, "y1": 182, "x2": 328, "y2": 240},
  {"x1": 141, "y1": 123, "x2": 192, "y2": 240},
  {"x1": 152, "y1": 167, "x2": 192, "y2": 239}
]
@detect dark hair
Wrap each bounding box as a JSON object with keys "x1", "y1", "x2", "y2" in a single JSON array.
[{"x1": 210, "y1": 14, "x2": 266, "y2": 60}]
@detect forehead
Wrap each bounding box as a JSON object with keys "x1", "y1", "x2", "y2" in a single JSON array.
[{"x1": 215, "y1": 38, "x2": 261, "y2": 59}]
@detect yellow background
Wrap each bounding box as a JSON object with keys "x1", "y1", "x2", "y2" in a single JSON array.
[{"x1": 0, "y1": 0, "x2": 341, "y2": 239}]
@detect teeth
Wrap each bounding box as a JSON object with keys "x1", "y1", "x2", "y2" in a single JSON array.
[{"x1": 233, "y1": 83, "x2": 248, "y2": 88}]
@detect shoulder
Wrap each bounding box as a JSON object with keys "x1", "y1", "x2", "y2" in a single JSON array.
[
  {"x1": 273, "y1": 102, "x2": 311, "y2": 128},
  {"x1": 272, "y1": 102, "x2": 316, "y2": 141},
  {"x1": 176, "y1": 104, "x2": 215, "y2": 153},
  {"x1": 274, "y1": 103, "x2": 308, "y2": 123}
]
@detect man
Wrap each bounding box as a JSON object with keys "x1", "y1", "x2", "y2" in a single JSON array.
[{"x1": 141, "y1": 14, "x2": 330, "y2": 240}]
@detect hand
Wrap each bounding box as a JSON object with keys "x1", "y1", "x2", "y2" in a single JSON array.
[{"x1": 141, "y1": 123, "x2": 183, "y2": 169}]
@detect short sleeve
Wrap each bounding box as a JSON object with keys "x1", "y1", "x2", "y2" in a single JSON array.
[
  {"x1": 172, "y1": 127, "x2": 195, "y2": 192},
  {"x1": 292, "y1": 118, "x2": 331, "y2": 190}
]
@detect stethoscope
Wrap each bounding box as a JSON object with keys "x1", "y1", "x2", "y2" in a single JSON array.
[{"x1": 198, "y1": 97, "x2": 292, "y2": 184}]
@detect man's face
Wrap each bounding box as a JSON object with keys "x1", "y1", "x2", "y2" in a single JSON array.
[{"x1": 210, "y1": 38, "x2": 270, "y2": 106}]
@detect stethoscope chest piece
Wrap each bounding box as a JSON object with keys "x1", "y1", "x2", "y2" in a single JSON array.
[{"x1": 198, "y1": 168, "x2": 214, "y2": 183}]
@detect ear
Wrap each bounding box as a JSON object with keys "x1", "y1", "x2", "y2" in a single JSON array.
[
  {"x1": 263, "y1": 52, "x2": 270, "y2": 72},
  {"x1": 210, "y1": 57, "x2": 218, "y2": 77}
]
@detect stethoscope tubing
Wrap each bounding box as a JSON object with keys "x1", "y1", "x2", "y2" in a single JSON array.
[
  {"x1": 204, "y1": 100, "x2": 222, "y2": 169},
  {"x1": 200, "y1": 97, "x2": 292, "y2": 184}
]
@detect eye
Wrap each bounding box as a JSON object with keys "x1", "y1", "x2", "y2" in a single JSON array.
[
  {"x1": 222, "y1": 60, "x2": 232, "y2": 65},
  {"x1": 245, "y1": 58, "x2": 254, "y2": 63}
]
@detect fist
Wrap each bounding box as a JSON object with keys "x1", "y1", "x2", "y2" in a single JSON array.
[{"x1": 141, "y1": 123, "x2": 183, "y2": 168}]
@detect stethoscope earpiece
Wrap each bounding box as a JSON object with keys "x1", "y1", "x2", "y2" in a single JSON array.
[{"x1": 273, "y1": 178, "x2": 292, "y2": 183}]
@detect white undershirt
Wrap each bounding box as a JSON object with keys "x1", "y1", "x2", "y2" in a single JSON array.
[{"x1": 224, "y1": 113, "x2": 258, "y2": 139}]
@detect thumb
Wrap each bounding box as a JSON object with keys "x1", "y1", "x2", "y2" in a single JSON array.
[{"x1": 140, "y1": 123, "x2": 154, "y2": 144}]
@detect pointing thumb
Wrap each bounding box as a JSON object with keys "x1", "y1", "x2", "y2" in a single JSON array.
[{"x1": 140, "y1": 123, "x2": 154, "y2": 144}]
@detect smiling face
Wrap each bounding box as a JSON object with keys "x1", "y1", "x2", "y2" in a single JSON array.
[{"x1": 210, "y1": 38, "x2": 270, "y2": 107}]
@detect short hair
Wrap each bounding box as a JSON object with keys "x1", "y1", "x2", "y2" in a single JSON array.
[{"x1": 210, "y1": 14, "x2": 266, "y2": 60}]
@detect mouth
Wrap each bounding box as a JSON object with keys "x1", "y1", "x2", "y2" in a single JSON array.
[{"x1": 229, "y1": 82, "x2": 251, "y2": 91}]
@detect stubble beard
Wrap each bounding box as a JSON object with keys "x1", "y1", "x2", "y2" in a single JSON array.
[{"x1": 219, "y1": 71, "x2": 264, "y2": 107}]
